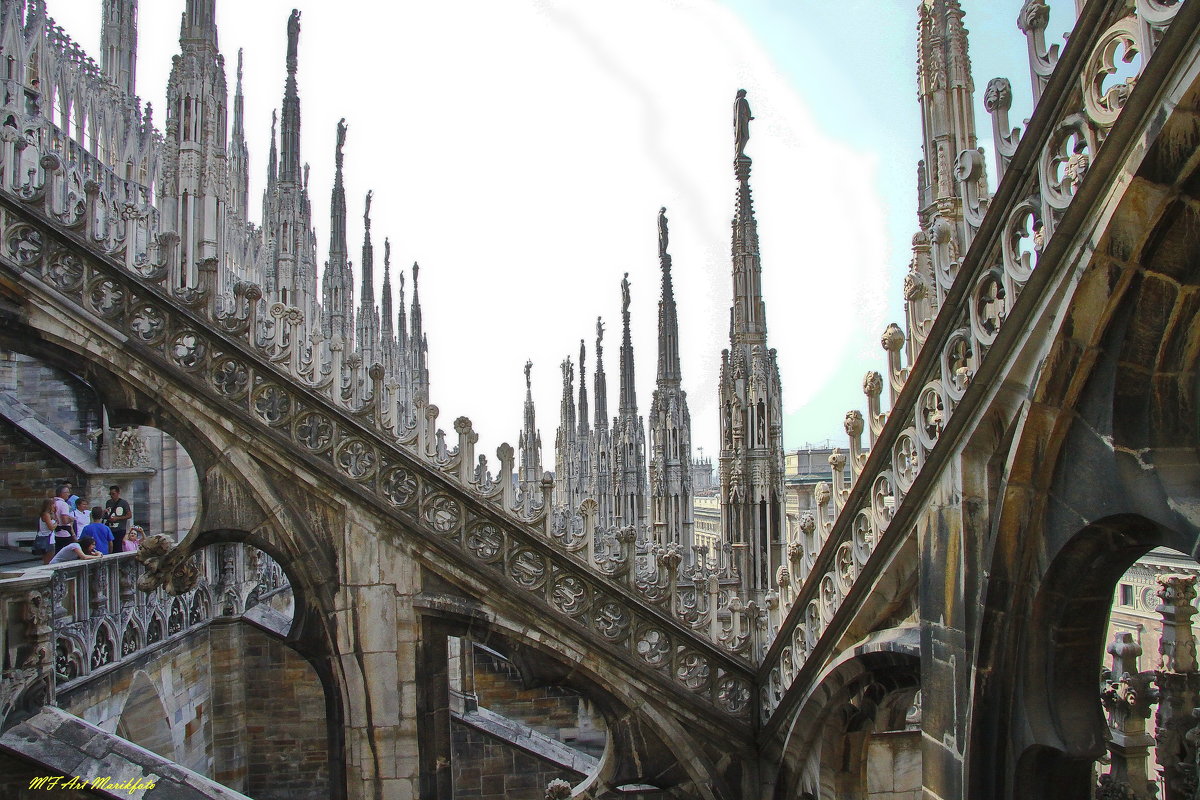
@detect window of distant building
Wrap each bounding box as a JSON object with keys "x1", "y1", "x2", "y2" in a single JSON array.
[{"x1": 1120, "y1": 584, "x2": 1134, "y2": 606}]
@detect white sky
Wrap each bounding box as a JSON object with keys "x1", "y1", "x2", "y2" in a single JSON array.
[{"x1": 47, "y1": 0, "x2": 1074, "y2": 464}]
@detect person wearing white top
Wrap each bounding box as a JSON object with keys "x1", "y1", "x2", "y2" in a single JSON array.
[{"x1": 71, "y1": 497, "x2": 93, "y2": 536}]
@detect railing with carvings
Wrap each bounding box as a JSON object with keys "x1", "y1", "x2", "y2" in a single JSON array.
[
  {"x1": 0, "y1": 541, "x2": 288, "y2": 727},
  {"x1": 0, "y1": 0, "x2": 772, "y2": 693},
  {"x1": 1099, "y1": 573, "x2": 1200, "y2": 800},
  {"x1": 0, "y1": 136, "x2": 758, "y2": 723},
  {"x1": 757, "y1": 0, "x2": 1189, "y2": 726}
]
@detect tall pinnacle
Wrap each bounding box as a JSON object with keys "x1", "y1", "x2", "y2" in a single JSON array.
[
  {"x1": 361, "y1": 191, "x2": 375, "y2": 307},
  {"x1": 656, "y1": 207, "x2": 682, "y2": 385},
  {"x1": 559, "y1": 357, "x2": 576, "y2": 439},
  {"x1": 329, "y1": 120, "x2": 348, "y2": 259},
  {"x1": 618, "y1": 274, "x2": 637, "y2": 415},
  {"x1": 381, "y1": 239, "x2": 394, "y2": 343},
  {"x1": 100, "y1": 0, "x2": 138, "y2": 97},
  {"x1": 523, "y1": 360, "x2": 538, "y2": 438},
  {"x1": 519, "y1": 360, "x2": 542, "y2": 493},
  {"x1": 410, "y1": 262, "x2": 428, "y2": 395},
  {"x1": 730, "y1": 88, "x2": 766, "y2": 343},
  {"x1": 180, "y1": 0, "x2": 217, "y2": 49},
  {"x1": 397, "y1": 267, "x2": 408, "y2": 353},
  {"x1": 578, "y1": 339, "x2": 590, "y2": 437},
  {"x1": 357, "y1": 191, "x2": 379, "y2": 365},
  {"x1": 279, "y1": 9, "x2": 302, "y2": 184},
  {"x1": 594, "y1": 317, "x2": 608, "y2": 428},
  {"x1": 410, "y1": 262, "x2": 422, "y2": 341},
  {"x1": 230, "y1": 48, "x2": 250, "y2": 218},
  {"x1": 267, "y1": 110, "x2": 278, "y2": 185}
]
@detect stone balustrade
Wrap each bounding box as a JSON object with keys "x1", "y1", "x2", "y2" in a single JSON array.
[
  {"x1": 0, "y1": 543, "x2": 288, "y2": 728},
  {"x1": 5, "y1": 0, "x2": 1182, "y2": 731}
]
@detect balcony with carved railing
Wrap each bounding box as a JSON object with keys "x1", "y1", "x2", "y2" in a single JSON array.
[{"x1": 0, "y1": 541, "x2": 290, "y2": 725}]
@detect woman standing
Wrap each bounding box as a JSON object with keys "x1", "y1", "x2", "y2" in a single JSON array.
[{"x1": 36, "y1": 498, "x2": 55, "y2": 565}]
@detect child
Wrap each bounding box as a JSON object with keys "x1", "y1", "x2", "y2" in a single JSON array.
[
  {"x1": 123, "y1": 525, "x2": 144, "y2": 553},
  {"x1": 81, "y1": 507, "x2": 115, "y2": 555}
]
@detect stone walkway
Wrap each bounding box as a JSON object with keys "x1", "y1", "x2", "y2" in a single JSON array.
[{"x1": 0, "y1": 547, "x2": 44, "y2": 568}]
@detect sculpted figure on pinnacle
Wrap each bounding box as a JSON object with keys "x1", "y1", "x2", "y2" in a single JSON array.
[
  {"x1": 658, "y1": 206, "x2": 669, "y2": 258},
  {"x1": 734, "y1": 89, "x2": 753, "y2": 159},
  {"x1": 286, "y1": 10, "x2": 301, "y2": 73}
]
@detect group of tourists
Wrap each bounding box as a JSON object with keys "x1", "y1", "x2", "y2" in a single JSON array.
[{"x1": 33, "y1": 482, "x2": 143, "y2": 565}]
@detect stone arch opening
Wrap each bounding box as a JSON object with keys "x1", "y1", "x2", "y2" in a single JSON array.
[
  {"x1": 771, "y1": 627, "x2": 921, "y2": 800},
  {"x1": 0, "y1": 324, "x2": 342, "y2": 796},
  {"x1": 0, "y1": 345, "x2": 201, "y2": 545},
  {"x1": 1100, "y1": 544, "x2": 1200, "y2": 798},
  {"x1": 414, "y1": 600, "x2": 742, "y2": 800},
  {"x1": 115, "y1": 670, "x2": 175, "y2": 761},
  {"x1": 1001, "y1": 516, "x2": 1200, "y2": 800}
]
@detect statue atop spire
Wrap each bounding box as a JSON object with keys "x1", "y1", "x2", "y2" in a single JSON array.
[
  {"x1": 720, "y1": 91, "x2": 784, "y2": 600},
  {"x1": 335, "y1": 119, "x2": 347, "y2": 170},
  {"x1": 286, "y1": 10, "x2": 301, "y2": 75},
  {"x1": 525, "y1": 359, "x2": 532, "y2": 390},
  {"x1": 734, "y1": 89, "x2": 753, "y2": 160},
  {"x1": 364, "y1": 190, "x2": 373, "y2": 229},
  {"x1": 658, "y1": 206, "x2": 669, "y2": 258}
]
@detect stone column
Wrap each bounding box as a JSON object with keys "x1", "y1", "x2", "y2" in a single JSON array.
[
  {"x1": 1153, "y1": 574, "x2": 1200, "y2": 800},
  {"x1": 335, "y1": 511, "x2": 423, "y2": 799},
  {"x1": 1098, "y1": 632, "x2": 1155, "y2": 799},
  {"x1": 417, "y1": 619, "x2": 452, "y2": 800}
]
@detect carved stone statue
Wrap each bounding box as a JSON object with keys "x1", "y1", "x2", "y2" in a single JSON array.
[
  {"x1": 364, "y1": 190, "x2": 373, "y2": 228},
  {"x1": 621, "y1": 272, "x2": 631, "y2": 313},
  {"x1": 658, "y1": 206, "x2": 669, "y2": 257},
  {"x1": 111, "y1": 426, "x2": 150, "y2": 469},
  {"x1": 524, "y1": 359, "x2": 532, "y2": 389},
  {"x1": 734, "y1": 89, "x2": 753, "y2": 159},
  {"x1": 286, "y1": 10, "x2": 301, "y2": 73},
  {"x1": 335, "y1": 118, "x2": 347, "y2": 167}
]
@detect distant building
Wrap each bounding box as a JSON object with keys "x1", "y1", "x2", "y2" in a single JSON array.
[{"x1": 690, "y1": 455, "x2": 715, "y2": 494}]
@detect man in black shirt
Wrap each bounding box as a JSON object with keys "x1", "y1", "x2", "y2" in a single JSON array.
[{"x1": 103, "y1": 485, "x2": 133, "y2": 550}]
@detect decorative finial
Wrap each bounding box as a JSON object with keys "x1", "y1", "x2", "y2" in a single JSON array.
[
  {"x1": 657, "y1": 206, "x2": 669, "y2": 259},
  {"x1": 621, "y1": 273, "x2": 631, "y2": 314},
  {"x1": 286, "y1": 10, "x2": 301, "y2": 75},
  {"x1": 237, "y1": 48, "x2": 244, "y2": 86},
  {"x1": 364, "y1": 190, "x2": 373, "y2": 229},
  {"x1": 412, "y1": 262, "x2": 420, "y2": 288},
  {"x1": 734, "y1": 89, "x2": 753, "y2": 159},
  {"x1": 335, "y1": 118, "x2": 347, "y2": 169},
  {"x1": 525, "y1": 360, "x2": 532, "y2": 390},
  {"x1": 271, "y1": 108, "x2": 277, "y2": 137}
]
